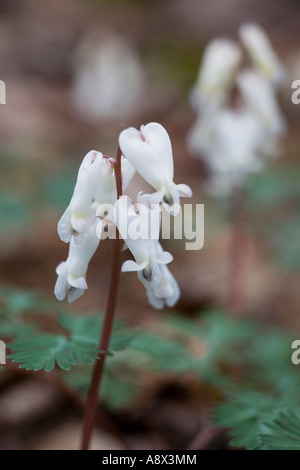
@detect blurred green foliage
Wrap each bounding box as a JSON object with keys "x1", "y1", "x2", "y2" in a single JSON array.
[
  {"x1": 0, "y1": 193, "x2": 29, "y2": 232},
  {"x1": 0, "y1": 152, "x2": 79, "y2": 236},
  {"x1": 0, "y1": 287, "x2": 55, "y2": 337},
  {"x1": 245, "y1": 164, "x2": 300, "y2": 271},
  {"x1": 42, "y1": 169, "x2": 78, "y2": 210},
  {"x1": 246, "y1": 165, "x2": 300, "y2": 211}
]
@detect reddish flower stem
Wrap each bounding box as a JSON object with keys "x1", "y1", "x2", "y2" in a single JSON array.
[
  {"x1": 80, "y1": 147, "x2": 123, "y2": 450},
  {"x1": 187, "y1": 425, "x2": 222, "y2": 450}
]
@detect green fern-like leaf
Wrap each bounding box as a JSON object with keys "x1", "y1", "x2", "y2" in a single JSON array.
[
  {"x1": 213, "y1": 391, "x2": 291, "y2": 449},
  {"x1": 8, "y1": 313, "x2": 136, "y2": 371},
  {"x1": 259, "y1": 409, "x2": 300, "y2": 450},
  {"x1": 0, "y1": 287, "x2": 57, "y2": 339},
  {"x1": 0, "y1": 287, "x2": 55, "y2": 316},
  {"x1": 8, "y1": 333, "x2": 98, "y2": 371}
]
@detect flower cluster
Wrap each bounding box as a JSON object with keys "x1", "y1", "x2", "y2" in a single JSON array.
[
  {"x1": 187, "y1": 23, "x2": 286, "y2": 196},
  {"x1": 55, "y1": 123, "x2": 192, "y2": 309}
]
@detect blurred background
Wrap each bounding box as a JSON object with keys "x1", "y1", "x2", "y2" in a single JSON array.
[{"x1": 0, "y1": 0, "x2": 300, "y2": 450}]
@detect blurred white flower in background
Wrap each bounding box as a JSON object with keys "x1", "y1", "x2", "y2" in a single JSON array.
[
  {"x1": 237, "y1": 70, "x2": 286, "y2": 138},
  {"x1": 188, "y1": 23, "x2": 286, "y2": 196},
  {"x1": 72, "y1": 35, "x2": 144, "y2": 121},
  {"x1": 239, "y1": 22, "x2": 286, "y2": 88},
  {"x1": 190, "y1": 38, "x2": 242, "y2": 112},
  {"x1": 197, "y1": 108, "x2": 265, "y2": 195}
]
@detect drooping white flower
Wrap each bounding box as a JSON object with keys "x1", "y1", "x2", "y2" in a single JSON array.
[
  {"x1": 119, "y1": 123, "x2": 192, "y2": 215},
  {"x1": 58, "y1": 151, "x2": 135, "y2": 244},
  {"x1": 55, "y1": 207, "x2": 100, "y2": 302},
  {"x1": 237, "y1": 70, "x2": 287, "y2": 136},
  {"x1": 114, "y1": 196, "x2": 173, "y2": 291},
  {"x1": 239, "y1": 22, "x2": 286, "y2": 88},
  {"x1": 57, "y1": 150, "x2": 103, "y2": 243},
  {"x1": 141, "y1": 244, "x2": 180, "y2": 309},
  {"x1": 190, "y1": 39, "x2": 242, "y2": 112}
]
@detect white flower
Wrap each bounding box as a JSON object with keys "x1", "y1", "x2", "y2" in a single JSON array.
[
  {"x1": 187, "y1": 111, "x2": 217, "y2": 158},
  {"x1": 57, "y1": 150, "x2": 103, "y2": 243},
  {"x1": 190, "y1": 39, "x2": 242, "y2": 111},
  {"x1": 115, "y1": 196, "x2": 173, "y2": 291},
  {"x1": 239, "y1": 22, "x2": 286, "y2": 88},
  {"x1": 119, "y1": 123, "x2": 192, "y2": 215},
  {"x1": 195, "y1": 108, "x2": 266, "y2": 195},
  {"x1": 237, "y1": 70, "x2": 287, "y2": 136},
  {"x1": 55, "y1": 207, "x2": 100, "y2": 302},
  {"x1": 209, "y1": 109, "x2": 264, "y2": 173},
  {"x1": 58, "y1": 152, "x2": 135, "y2": 244},
  {"x1": 114, "y1": 196, "x2": 179, "y2": 309},
  {"x1": 187, "y1": 23, "x2": 286, "y2": 197},
  {"x1": 141, "y1": 244, "x2": 180, "y2": 309},
  {"x1": 95, "y1": 155, "x2": 135, "y2": 207}
]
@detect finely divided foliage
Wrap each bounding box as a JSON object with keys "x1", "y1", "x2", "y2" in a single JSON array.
[{"x1": 8, "y1": 313, "x2": 135, "y2": 371}]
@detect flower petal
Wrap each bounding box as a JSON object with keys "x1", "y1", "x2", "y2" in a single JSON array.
[
  {"x1": 141, "y1": 123, "x2": 174, "y2": 180},
  {"x1": 68, "y1": 276, "x2": 88, "y2": 290},
  {"x1": 57, "y1": 207, "x2": 72, "y2": 243},
  {"x1": 176, "y1": 184, "x2": 193, "y2": 198},
  {"x1": 119, "y1": 126, "x2": 165, "y2": 190},
  {"x1": 146, "y1": 286, "x2": 164, "y2": 310},
  {"x1": 68, "y1": 287, "x2": 85, "y2": 303},
  {"x1": 56, "y1": 261, "x2": 67, "y2": 276},
  {"x1": 69, "y1": 150, "x2": 103, "y2": 235},
  {"x1": 121, "y1": 156, "x2": 136, "y2": 191},
  {"x1": 156, "y1": 285, "x2": 173, "y2": 299},
  {"x1": 165, "y1": 273, "x2": 180, "y2": 307},
  {"x1": 119, "y1": 123, "x2": 174, "y2": 189},
  {"x1": 157, "y1": 250, "x2": 173, "y2": 265},
  {"x1": 121, "y1": 259, "x2": 148, "y2": 272},
  {"x1": 54, "y1": 264, "x2": 68, "y2": 301},
  {"x1": 115, "y1": 196, "x2": 152, "y2": 266}
]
